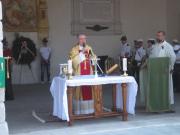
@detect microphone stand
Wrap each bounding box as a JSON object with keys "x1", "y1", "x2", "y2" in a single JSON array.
[
  {"x1": 83, "y1": 45, "x2": 105, "y2": 77},
  {"x1": 90, "y1": 57, "x2": 105, "y2": 77},
  {"x1": 88, "y1": 48, "x2": 105, "y2": 77}
]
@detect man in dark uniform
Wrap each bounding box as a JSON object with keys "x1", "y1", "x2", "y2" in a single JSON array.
[{"x1": 172, "y1": 40, "x2": 180, "y2": 92}]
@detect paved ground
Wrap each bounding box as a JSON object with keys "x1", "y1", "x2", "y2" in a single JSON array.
[{"x1": 5, "y1": 84, "x2": 180, "y2": 135}]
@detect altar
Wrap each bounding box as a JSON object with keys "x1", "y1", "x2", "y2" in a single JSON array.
[{"x1": 50, "y1": 75, "x2": 138, "y2": 125}]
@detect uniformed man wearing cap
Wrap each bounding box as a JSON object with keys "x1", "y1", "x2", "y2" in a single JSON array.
[
  {"x1": 131, "y1": 40, "x2": 139, "y2": 58},
  {"x1": 172, "y1": 39, "x2": 179, "y2": 47},
  {"x1": 147, "y1": 39, "x2": 156, "y2": 57},
  {"x1": 119, "y1": 36, "x2": 132, "y2": 74},
  {"x1": 131, "y1": 40, "x2": 139, "y2": 76},
  {"x1": 172, "y1": 39, "x2": 180, "y2": 92},
  {"x1": 134, "y1": 39, "x2": 146, "y2": 83},
  {"x1": 120, "y1": 36, "x2": 131, "y2": 58}
]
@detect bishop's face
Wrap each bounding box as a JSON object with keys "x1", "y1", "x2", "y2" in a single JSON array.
[{"x1": 79, "y1": 35, "x2": 87, "y2": 46}]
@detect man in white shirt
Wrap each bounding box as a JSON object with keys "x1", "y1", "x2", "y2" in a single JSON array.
[{"x1": 40, "y1": 38, "x2": 51, "y2": 83}]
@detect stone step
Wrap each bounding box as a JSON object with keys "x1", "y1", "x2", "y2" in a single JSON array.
[{"x1": 0, "y1": 122, "x2": 9, "y2": 135}]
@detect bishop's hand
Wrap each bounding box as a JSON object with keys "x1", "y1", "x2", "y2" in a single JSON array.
[{"x1": 79, "y1": 52, "x2": 86, "y2": 63}]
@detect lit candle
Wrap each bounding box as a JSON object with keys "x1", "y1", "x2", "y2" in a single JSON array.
[
  {"x1": 68, "y1": 60, "x2": 73, "y2": 74},
  {"x1": 122, "y1": 58, "x2": 127, "y2": 71}
]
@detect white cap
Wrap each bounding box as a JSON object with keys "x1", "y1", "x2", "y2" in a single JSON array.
[
  {"x1": 174, "y1": 45, "x2": 180, "y2": 51},
  {"x1": 172, "y1": 39, "x2": 179, "y2": 44},
  {"x1": 137, "y1": 39, "x2": 143, "y2": 42},
  {"x1": 148, "y1": 38, "x2": 155, "y2": 41}
]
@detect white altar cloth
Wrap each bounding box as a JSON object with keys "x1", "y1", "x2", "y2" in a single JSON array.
[{"x1": 50, "y1": 75, "x2": 138, "y2": 121}]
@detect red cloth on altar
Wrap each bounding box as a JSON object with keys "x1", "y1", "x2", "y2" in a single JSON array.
[{"x1": 80, "y1": 59, "x2": 92, "y2": 100}]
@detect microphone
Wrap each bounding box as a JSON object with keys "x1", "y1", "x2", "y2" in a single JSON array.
[
  {"x1": 83, "y1": 43, "x2": 85, "y2": 48},
  {"x1": 82, "y1": 43, "x2": 86, "y2": 53},
  {"x1": 162, "y1": 46, "x2": 164, "y2": 49},
  {"x1": 89, "y1": 49, "x2": 93, "y2": 56}
]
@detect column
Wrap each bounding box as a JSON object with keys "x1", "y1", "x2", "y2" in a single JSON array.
[{"x1": 0, "y1": 1, "x2": 9, "y2": 135}]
